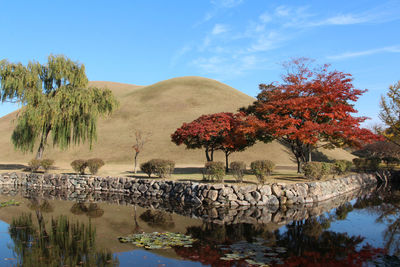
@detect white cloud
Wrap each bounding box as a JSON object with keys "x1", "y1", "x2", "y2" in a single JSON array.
[
  {"x1": 327, "y1": 46, "x2": 400, "y2": 60},
  {"x1": 212, "y1": 24, "x2": 229, "y2": 35},
  {"x1": 275, "y1": 6, "x2": 290, "y2": 17},
  {"x1": 259, "y1": 12, "x2": 272, "y2": 23},
  {"x1": 211, "y1": 0, "x2": 243, "y2": 8},
  {"x1": 196, "y1": 0, "x2": 244, "y2": 25}
]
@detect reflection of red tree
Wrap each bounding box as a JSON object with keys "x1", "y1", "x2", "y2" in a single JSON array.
[
  {"x1": 280, "y1": 245, "x2": 385, "y2": 267},
  {"x1": 174, "y1": 243, "x2": 247, "y2": 267}
]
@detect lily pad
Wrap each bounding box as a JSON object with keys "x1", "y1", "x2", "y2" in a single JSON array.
[
  {"x1": 118, "y1": 232, "x2": 196, "y2": 250},
  {"x1": 0, "y1": 199, "x2": 20, "y2": 208}
]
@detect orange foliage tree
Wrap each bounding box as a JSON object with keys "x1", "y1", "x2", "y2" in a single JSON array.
[
  {"x1": 171, "y1": 112, "x2": 266, "y2": 171},
  {"x1": 242, "y1": 58, "x2": 381, "y2": 173}
]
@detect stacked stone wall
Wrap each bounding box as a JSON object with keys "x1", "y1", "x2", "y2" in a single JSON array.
[{"x1": 0, "y1": 172, "x2": 378, "y2": 207}]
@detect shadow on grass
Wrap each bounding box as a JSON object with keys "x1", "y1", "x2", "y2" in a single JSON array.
[{"x1": 0, "y1": 163, "x2": 28, "y2": 171}]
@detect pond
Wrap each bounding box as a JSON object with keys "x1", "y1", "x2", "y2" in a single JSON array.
[{"x1": 0, "y1": 183, "x2": 399, "y2": 266}]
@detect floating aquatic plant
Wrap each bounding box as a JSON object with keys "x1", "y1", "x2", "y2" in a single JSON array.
[
  {"x1": 118, "y1": 232, "x2": 196, "y2": 250},
  {"x1": 218, "y1": 238, "x2": 287, "y2": 266},
  {"x1": 0, "y1": 199, "x2": 20, "y2": 208}
]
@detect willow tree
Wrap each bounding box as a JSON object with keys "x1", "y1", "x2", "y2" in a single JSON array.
[{"x1": 0, "y1": 55, "x2": 119, "y2": 159}]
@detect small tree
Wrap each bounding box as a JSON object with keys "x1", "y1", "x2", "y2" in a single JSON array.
[
  {"x1": 242, "y1": 58, "x2": 381, "y2": 173},
  {"x1": 132, "y1": 130, "x2": 151, "y2": 174},
  {"x1": 171, "y1": 112, "x2": 264, "y2": 171}
]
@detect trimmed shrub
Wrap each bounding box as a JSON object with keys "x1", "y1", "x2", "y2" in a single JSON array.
[
  {"x1": 87, "y1": 158, "x2": 105, "y2": 175},
  {"x1": 333, "y1": 160, "x2": 352, "y2": 175},
  {"x1": 41, "y1": 159, "x2": 55, "y2": 172},
  {"x1": 28, "y1": 159, "x2": 41, "y2": 173},
  {"x1": 353, "y1": 158, "x2": 366, "y2": 172},
  {"x1": 71, "y1": 160, "x2": 88, "y2": 175},
  {"x1": 302, "y1": 162, "x2": 333, "y2": 180},
  {"x1": 353, "y1": 158, "x2": 382, "y2": 172},
  {"x1": 230, "y1": 161, "x2": 246, "y2": 183},
  {"x1": 203, "y1": 161, "x2": 225, "y2": 182},
  {"x1": 140, "y1": 161, "x2": 154, "y2": 177},
  {"x1": 321, "y1": 162, "x2": 333, "y2": 176},
  {"x1": 149, "y1": 159, "x2": 175, "y2": 178},
  {"x1": 250, "y1": 160, "x2": 275, "y2": 184}
]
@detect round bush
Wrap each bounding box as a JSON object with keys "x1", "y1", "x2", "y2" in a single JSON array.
[
  {"x1": 140, "y1": 161, "x2": 154, "y2": 177},
  {"x1": 28, "y1": 159, "x2": 41, "y2": 173},
  {"x1": 250, "y1": 160, "x2": 275, "y2": 184},
  {"x1": 230, "y1": 161, "x2": 246, "y2": 183},
  {"x1": 147, "y1": 159, "x2": 175, "y2": 178},
  {"x1": 333, "y1": 160, "x2": 352, "y2": 175},
  {"x1": 41, "y1": 159, "x2": 55, "y2": 172},
  {"x1": 71, "y1": 159, "x2": 88, "y2": 175},
  {"x1": 87, "y1": 158, "x2": 105, "y2": 175},
  {"x1": 302, "y1": 162, "x2": 333, "y2": 180},
  {"x1": 204, "y1": 161, "x2": 225, "y2": 182}
]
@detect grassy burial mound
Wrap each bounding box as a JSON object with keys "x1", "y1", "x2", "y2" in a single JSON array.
[{"x1": 0, "y1": 76, "x2": 354, "y2": 167}]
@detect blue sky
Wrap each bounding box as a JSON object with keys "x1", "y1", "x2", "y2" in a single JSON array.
[{"x1": 1, "y1": 0, "x2": 399, "y2": 126}]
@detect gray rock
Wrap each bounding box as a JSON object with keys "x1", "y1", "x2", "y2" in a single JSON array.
[
  {"x1": 212, "y1": 184, "x2": 224, "y2": 190},
  {"x1": 251, "y1": 191, "x2": 261, "y2": 202},
  {"x1": 259, "y1": 185, "x2": 272, "y2": 196},
  {"x1": 272, "y1": 184, "x2": 282, "y2": 197},
  {"x1": 267, "y1": 195, "x2": 279, "y2": 206},
  {"x1": 285, "y1": 190, "x2": 294, "y2": 199},
  {"x1": 207, "y1": 190, "x2": 219, "y2": 201},
  {"x1": 138, "y1": 184, "x2": 148, "y2": 193},
  {"x1": 227, "y1": 193, "x2": 238, "y2": 201}
]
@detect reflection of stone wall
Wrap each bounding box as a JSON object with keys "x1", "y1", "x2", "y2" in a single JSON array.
[
  {"x1": 0, "y1": 172, "x2": 378, "y2": 206},
  {"x1": 0, "y1": 185, "x2": 375, "y2": 225}
]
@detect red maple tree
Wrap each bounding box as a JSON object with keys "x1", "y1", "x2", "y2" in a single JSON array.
[
  {"x1": 171, "y1": 112, "x2": 264, "y2": 170},
  {"x1": 242, "y1": 58, "x2": 382, "y2": 173}
]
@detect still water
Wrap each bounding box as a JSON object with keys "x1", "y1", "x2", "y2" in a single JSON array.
[{"x1": 0, "y1": 183, "x2": 398, "y2": 267}]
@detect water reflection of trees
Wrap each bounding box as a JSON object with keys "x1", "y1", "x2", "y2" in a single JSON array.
[
  {"x1": 176, "y1": 210, "x2": 385, "y2": 266},
  {"x1": 9, "y1": 213, "x2": 119, "y2": 266},
  {"x1": 353, "y1": 184, "x2": 400, "y2": 256},
  {"x1": 70, "y1": 203, "x2": 105, "y2": 218},
  {"x1": 139, "y1": 210, "x2": 175, "y2": 230}
]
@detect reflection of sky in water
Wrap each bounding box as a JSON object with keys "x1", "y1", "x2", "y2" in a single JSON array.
[
  {"x1": 0, "y1": 220, "x2": 17, "y2": 266},
  {"x1": 117, "y1": 250, "x2": 204, "y2": 267},
  {"x1": 278, "y1": 199, "x2": 393, "y2": 255},
  {"x1": 329, "y1": 209, "x2": 388, "y2": 249}
]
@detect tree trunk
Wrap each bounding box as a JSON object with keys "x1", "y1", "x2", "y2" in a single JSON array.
[
  {"x1": 36, "y1": 142, "x2": 45, "y2": 160},
  {"x1": 36, "y1": 126, "x2": 51, "y2": 160},
  {"x1": 205, "y1": 147, "x2": 211, "y2": 162},
  {"x1": 224, "y1": 151, "x2": 230, "y2": 173},
  {"x1": 210, "y1": 148, "x2": 214, "y2": 161},
  {"x1": 296, "y1": 156, "x2": 302, "y2": 173},
  {"x1": 134, "y1": 152, "x2": 139, "y2": 173}
]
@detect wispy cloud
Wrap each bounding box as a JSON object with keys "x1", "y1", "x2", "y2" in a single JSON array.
[
  {"x1": 170, "y1": 45, "x2": 192, "y2": 67},
  {"x1": 176, "y1": 1, "x2": 400, "y2": 78},
  {"x1": 211, "y1": 0, "x2": 243, "y2": 8},
  {"x1": 327, "y1": 46, "x2": 400, "y2": 60},
  {"x1": 212, "y1": 24, "x2": 229, "y2": 35},
  {"x1": 196, "y1": 0, "x2": 244, "y2": 25},
  {"x1": 299, "y1": 2, "x2": 400, "y2": 28},
  {"x1": 191, "y1": 54, "x2": 267, "y2": 79}
]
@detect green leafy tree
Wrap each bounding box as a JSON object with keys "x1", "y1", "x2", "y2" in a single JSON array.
[
  {"x1": 380, "y1": 81, "x2": 400, "y2": 146},
  {"x1": 0, "y1": 55, "x2": 119, "y2": 159}
]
